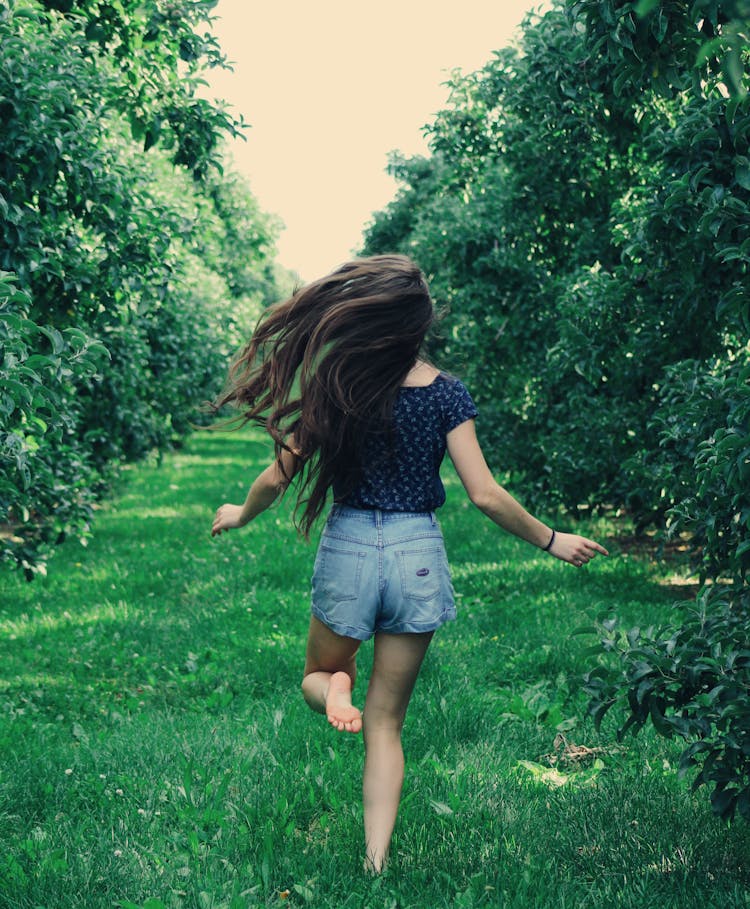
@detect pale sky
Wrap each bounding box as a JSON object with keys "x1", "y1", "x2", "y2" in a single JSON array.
[{"x1": 205, "y1": 0, "x2": 549, "y2": 281}]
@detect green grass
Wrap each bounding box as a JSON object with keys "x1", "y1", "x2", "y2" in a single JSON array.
[{"x1": 1, "y1": 430, "x2": 749, "y2": 909}]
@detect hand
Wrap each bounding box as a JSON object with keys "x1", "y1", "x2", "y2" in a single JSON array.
[
  {"x1": 211, "y1": 504, "x2": 248, "y2": 537},
  {"x1": 549, "y1": 531, "x2": 609, "y2": 567}
]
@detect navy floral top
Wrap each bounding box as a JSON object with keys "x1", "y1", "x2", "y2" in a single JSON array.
[{"x1": 336, "y1": 374, "x2": 478, "y2": 512}]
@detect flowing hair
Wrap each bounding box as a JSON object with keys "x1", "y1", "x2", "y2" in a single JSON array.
[{"x1": 211, "y1": 254, "x2": 435, "y2": 536}]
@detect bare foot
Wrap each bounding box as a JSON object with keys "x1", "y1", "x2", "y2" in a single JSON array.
[
  {"x1": 363, "y1": 853, "x2": 387, "y2": 875},
  {"x1": 326, "y1": 671, "x2": 362, "y2": 734}
]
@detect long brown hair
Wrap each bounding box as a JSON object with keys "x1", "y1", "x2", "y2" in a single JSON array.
[{"x1": 212, "y1": 254, "x2": 435, "y2": 535}]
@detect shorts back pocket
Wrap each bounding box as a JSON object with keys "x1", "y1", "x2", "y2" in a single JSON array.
[
  {"x1": 313, "y1": 545, "x2": 366, "y2": 603},
  {"x1": 396, "y1": 547, "x2": 445, "y2": 602}
]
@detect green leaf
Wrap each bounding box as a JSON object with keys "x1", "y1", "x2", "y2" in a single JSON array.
[
  {"x1": 570, "y1": 624, "x2": 598, "y2": 636},
  {"x1": 0, "y1": 379, "x2": 32, "y2": 408},
  {"x1": 293, "y1": 884, "x2": 314, "y2": 903},
  {"x1": 590, "y1": 699, "x2": 615, "y2": 731},
  {"x1": 143, "y1": 118, "x2": 162, "y2": 153},
  {"x1": 23, "y1": 354, "x2": 56, "y2": 371},
  {"x1": 36, "y1": 326, "x2": 65, "y2": 355},
  {"x1": 710, "y1": 786, "x2": 737, "y2": 821},
  {"x1": 735, "y1": 157, "x2": 750, "y2": 191}
]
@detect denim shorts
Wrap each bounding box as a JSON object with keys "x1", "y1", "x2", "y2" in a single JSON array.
[{"x1": 310, "y1": 505, "x2": 457, "y2": 641}]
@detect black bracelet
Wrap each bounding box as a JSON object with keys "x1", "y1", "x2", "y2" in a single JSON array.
[{"x1": 542, "y1": 529, "x2": 556, "y2": 552}]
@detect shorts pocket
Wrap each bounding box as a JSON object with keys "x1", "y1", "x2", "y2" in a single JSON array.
[
  {"x1": 312, "y1": 545, "x2": 366, "y2": 603},
  {"x1": 396, "y1": 547, "x2": 445, "y2": 602}
]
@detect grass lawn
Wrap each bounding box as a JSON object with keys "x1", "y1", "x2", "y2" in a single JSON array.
[{"x1": 1, "y1": 430, "x2": 749, "y2": 909}]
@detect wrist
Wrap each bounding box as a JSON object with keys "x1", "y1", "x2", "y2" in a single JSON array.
[{"x1": 541, "y1": 529, "x2": 555, "y2": 552}]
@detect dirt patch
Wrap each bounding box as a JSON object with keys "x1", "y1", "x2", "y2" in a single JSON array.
[{"x1": 613, "y1": 532, "x2": 701, "y2": 598}]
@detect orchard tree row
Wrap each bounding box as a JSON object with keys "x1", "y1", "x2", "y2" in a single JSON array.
[
  {"x1": 0, "y1": 0, "x2": 287, "y2": 575},
  {"x1": 362, "y1": 0, "x2": 750, "y2": 819}
]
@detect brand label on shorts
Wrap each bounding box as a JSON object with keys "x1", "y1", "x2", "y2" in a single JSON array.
[{"x1": 416, "y1": 568, "x2": 430, "y2": 577}]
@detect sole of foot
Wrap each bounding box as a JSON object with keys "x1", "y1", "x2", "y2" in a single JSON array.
[{"x1": 326, "y1": 671, "x2": 362, "y2": 734}]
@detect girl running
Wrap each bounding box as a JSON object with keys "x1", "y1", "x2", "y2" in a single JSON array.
[{"x1": 210, "y1": 254, "x2": 608, "y2": 872}]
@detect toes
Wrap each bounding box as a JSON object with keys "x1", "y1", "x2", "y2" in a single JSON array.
[{"x1": 326, "y1": 710, "x2": 362, "y2": 734}]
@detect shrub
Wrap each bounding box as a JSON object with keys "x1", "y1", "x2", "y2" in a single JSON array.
[
  {"x1": 0, "y1": 272, "x2": 108, "y2": 576},
  {"x1": 0, "y1": 2, "x2": 281, "y2": 572},
  {"x1": 583, "y1": 584, "x2": 750, "y2": 821},
  {"x1": 363, "y1": 0, "x2": 750, "y2": 816}
]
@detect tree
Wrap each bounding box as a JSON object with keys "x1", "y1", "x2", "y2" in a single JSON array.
[
  {"x1": 363, "y1": 0, "x2": 750, "y2": 817},
  {"x1": 0, "y1": 1, "x2": 281, "y2": 573}
]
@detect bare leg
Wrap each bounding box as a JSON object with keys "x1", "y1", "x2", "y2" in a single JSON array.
[
  {"x1": 301, "y1": 616, "x2": 363, "y2": 733},
  {"x1": 362, "y1": 631, "x2": 433, "y2": 873}
]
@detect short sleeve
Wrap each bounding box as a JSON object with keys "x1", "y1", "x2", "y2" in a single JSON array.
[{"x1": 442, "y1": 378, "x2": 478, "y2": 433}]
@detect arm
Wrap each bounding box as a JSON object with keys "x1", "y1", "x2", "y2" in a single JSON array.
[
  {"x1": 211, "y1": 443, "x2": 299, "y2": 537},
  {"x1": 446, "y1": 419, "x2": 608, "y2": 567}
]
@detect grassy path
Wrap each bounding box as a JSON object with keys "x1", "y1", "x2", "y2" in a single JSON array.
[{"x1": 1, "y1": 431, "x2": 749, "y2": 908}]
